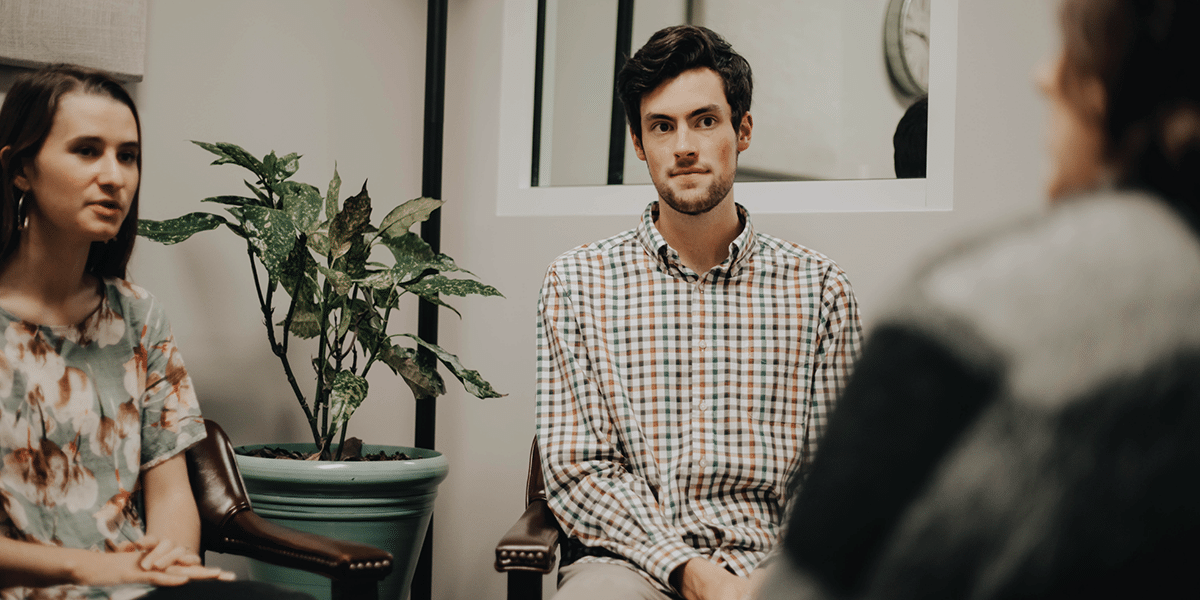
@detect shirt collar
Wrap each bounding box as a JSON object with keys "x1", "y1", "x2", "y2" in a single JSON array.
[{"x1": 636, "y1": 201, "x2": 758, "y2": 278}]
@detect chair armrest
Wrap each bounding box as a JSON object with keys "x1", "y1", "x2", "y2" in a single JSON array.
[
  {"x1": 210, "y1": 507, "x2": 394, "y2": 582},
  {"x1": 495, "y1": 498, "x2": 560, "y2": 573},
  {"x1": 186, "y1": 419, "x2": 391, "y2": 583}
]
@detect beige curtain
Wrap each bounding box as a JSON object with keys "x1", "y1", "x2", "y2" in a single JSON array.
[{"x1": 0, "y1": 0, "x2": 147, "y2": 81}]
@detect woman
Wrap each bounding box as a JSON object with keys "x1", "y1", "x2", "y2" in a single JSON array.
[
  {"x1": 0, "y1": 65, "x2": 311, "y2": 600},
  {"x1": 765, "y1": 1, "x2": 1200, "y2": 598}
]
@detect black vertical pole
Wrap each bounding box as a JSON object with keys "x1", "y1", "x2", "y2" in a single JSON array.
[
  {"x1": 414, "y1": 0, "x2": 447, "y2": 599},
  {"x1": 530, "y1": 0, "x2": 548, "y2": 187},
  {"x1": 606, "y1": 0, "x2": 635, "y2": 185}
]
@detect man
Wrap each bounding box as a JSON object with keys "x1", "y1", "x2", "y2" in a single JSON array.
[{"x1": 536, "y1": 25, "x2": 862, "y2": 600}]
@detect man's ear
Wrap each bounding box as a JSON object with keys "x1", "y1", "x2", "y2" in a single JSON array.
[
  {"x1": 737, "y1": 112, "x2": 753, "y2": 153},
  {"x1": 631, "y1": 127, "x2": 646, "y2": 162}
]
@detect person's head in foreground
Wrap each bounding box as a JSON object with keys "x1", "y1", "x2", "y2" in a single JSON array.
[{"x1": 765, "y1": 1, "x2": 1200, "y2": 599}]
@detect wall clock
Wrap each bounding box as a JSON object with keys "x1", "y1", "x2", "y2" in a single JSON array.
[{"x1": 884, "y1": 0, "x2": 931, "y2": 97}]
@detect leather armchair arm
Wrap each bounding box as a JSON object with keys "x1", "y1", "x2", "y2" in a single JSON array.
[
  {"x1": 211, "y1": 507, "x2": 393, "y2": 581},
  {"x1": 187, "y1": 420, "x2": 393, "y2": 583},
  {"x1": 495, "y1": 498, "x2": 560, "y2": 573}
]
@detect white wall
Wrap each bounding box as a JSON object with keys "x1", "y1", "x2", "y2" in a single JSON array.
[{"x1": 0, "y1": 0, "x2": 1057, "y2": 598}]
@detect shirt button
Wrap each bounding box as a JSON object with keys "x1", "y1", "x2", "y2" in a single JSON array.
[
  {"x1": 698, "y1": 458, "x2": 708, "y2": 468},
  {"x1": 697, "y1": 340, "x2": 707, "y2": 349},
  {"x1": 698, "y1": 402, "x2": 709, "y2": 411}
]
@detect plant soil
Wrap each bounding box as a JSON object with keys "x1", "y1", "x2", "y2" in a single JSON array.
[{"x1": 237, "y1": 437, "x2": 415, "y2": 461}]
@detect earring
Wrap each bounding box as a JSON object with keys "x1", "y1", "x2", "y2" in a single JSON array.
[{"x1": 15, "y1": 191, "x2": 26, "y2": 231}]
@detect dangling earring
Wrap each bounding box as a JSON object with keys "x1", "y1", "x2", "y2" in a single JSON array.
[{"x1": 15, "y1": 191, "x2": 27, "y2": 231}]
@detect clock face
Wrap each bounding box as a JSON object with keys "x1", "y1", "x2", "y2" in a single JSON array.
[{"x1": 885, "y1": 0, "x2": 931, "y2": 97}]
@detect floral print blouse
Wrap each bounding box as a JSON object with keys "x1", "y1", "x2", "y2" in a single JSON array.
[{"x1": 0, "y1": 278, "x2": 206, "y2": 600}]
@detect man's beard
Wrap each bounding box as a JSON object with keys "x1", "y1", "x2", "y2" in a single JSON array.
[{"x1": 654, "y1": 168, "x2": 735, "y2": 216}]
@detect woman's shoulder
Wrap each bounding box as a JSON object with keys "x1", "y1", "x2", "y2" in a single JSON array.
[
  {"x1": 101, "y1": 276, "x2": 154, "y2": 301},
  {"x1": 881, "y1": 190, "x2": 1200, "y2": 406},
  {"x1": 99, "y1": 276, "x2": 165, "y2": 323},
  {"x1": 910, "y1": 190, "x2": 1200, "y2": 314}
]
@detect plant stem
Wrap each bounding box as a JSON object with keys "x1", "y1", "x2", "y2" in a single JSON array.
[
  {"x1": 248, "y1": 244, "x2": 321, "y2": 446},
  {"x1": 314, "y1": 278, "x2": 333, "y2": 454}
]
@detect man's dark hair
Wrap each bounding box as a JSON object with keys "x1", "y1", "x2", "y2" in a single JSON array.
[
  {"x1": 616, "y1": 25, "x2": 752, "y2": 142},
  {"x1": 893, "y1": 96, "x2": 928, "y2": 179}
]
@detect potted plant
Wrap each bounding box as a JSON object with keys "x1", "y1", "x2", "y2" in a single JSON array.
[{"x1": 139, "y1": 141, "x2": 503, "y2": 600}]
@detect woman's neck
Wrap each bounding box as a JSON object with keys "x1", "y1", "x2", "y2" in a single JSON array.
[{"x1": 0, "y1": 228, "x2": 100, "y2": 326}]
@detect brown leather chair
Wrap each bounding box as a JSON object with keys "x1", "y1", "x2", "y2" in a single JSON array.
[
  {"x1": 185, "y1": 419, "x2": 393, "y2": 600},
  {"x1": 494, "y1": 438, "x2": 562, "y2": 600}
]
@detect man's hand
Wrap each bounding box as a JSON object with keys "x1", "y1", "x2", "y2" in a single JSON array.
[{"x1": 671, "y1": 558, "x2": 754, "y2": 600}]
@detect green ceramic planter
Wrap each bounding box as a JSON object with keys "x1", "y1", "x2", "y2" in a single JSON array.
[{"x1": 234, "y1": 444, "x2": 449, "y2": 600}]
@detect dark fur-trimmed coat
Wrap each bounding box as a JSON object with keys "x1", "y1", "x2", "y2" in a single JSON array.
[{"x1": 765, "y1": 191, "x2": 1200, "y2": 599}]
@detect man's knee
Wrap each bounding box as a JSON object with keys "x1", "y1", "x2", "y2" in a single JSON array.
[{"x1": 554, "y1": 562, "x2": 671, "y2": 600}]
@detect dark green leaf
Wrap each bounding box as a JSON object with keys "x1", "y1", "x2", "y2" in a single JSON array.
[
  {"x1": 307, "y1": 231, "x2": 331, "y2": 256},
  {"x1": 318, "y1": 265, "x2": 353, "y2": 297},
  {"x1": 377, "y1": 197, "x2": 443, "y2": 238},
  {"x1": 328, "y1": 182, "x2": 372, "y2": 261},
  {"x1": 278, "y1": 153, "x2": 301, "y2": 179},
  {"x1": 241, "y1": 206, "x2": 298, "y2": 282},
  {"x1": 138, "y1": 213, "x2": 227, "y2": 245},
  {"x1": 328, "y1": 370, "x2": 368, "y2": 429},
  {"x1": 380, "y1": 233, "x2": 468, "y2": 281},
  {"x1": 404, "y1": 275, "x2": 503, "y2": 300},
  {"x1": 399, "y1": 334, "x2": 504, "y2": 399},
  {"x1": 402, "y1": 283, "x2": 461, "y2": 317},
  {"x1": 386, "y1": 345, "x2": 445, "y2": 398},
  {"x1": 276, "y1": 181, "x2": 322, "y2": 233},
  {"x1": 325, "y1": 167, "x2": 342, "y2": 222},
  {"x1": 201, "y1": 195, "x2": 258, "y2": 207},
  {"x1": 192, "y1": 141, "x2": 266, "y2": 180},
  {"x1": 262, "y1": 151, "x2": 278, "y2": 181},
  {"x1": 278, "y1": 236, "x2": 319, "y2": 300},
  {"x1": 361, "y1": 270, "x2": 396, "y2": 290},
  {"x1": 243, "y1": 180, "x2": 272, "y2": 207}
]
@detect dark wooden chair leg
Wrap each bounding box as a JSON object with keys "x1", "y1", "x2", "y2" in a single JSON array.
[
  {"x1": 332, "y1": 579, "x2": 379, "y2": 600},
  {"x1": 508, "y1": 570, "x2": 544, "y2": 600}
]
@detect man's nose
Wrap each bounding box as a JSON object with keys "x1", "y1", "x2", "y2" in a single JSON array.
[{"x1": 673, "y1": 127, "x2": 697, "y2": 158}]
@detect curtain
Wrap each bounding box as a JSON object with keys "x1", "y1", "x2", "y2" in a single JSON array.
[{"x1": 0, "y1": 0, "x2": 147, "y2": 82}]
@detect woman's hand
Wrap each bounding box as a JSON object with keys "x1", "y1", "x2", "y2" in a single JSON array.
[{"x1": 99, "y1": 535, "x2": 235, "y2": 585}]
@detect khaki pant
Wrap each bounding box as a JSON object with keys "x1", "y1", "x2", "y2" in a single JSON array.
[{"x1": 554, "y1": 562, "x2": 678, "y2": 600}]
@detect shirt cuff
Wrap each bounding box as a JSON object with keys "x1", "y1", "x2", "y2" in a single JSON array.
[{"x1": 636, "y1": 538, "x2": 706, "y2": 592}]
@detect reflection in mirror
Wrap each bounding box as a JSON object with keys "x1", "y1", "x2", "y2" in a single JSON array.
[{"x1": 532, "y1": 0, "x2": 930, "y2": 187}]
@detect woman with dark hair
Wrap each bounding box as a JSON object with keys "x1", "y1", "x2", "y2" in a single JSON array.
[
  {"x1": 764, "y1": 1, "x2": 1200, "y2": 599},
  {"x1": 0, "y1": 65, "x2": 311, "y2": 600}
]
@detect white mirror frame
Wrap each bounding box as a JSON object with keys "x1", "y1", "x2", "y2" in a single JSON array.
[{"x1": 495, "y1": 0, "x2": 958, "y2": 216}]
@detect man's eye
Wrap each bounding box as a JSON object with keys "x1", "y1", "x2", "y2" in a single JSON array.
[
  {"x1": 698, "y1": 116, "x2": 717, "y2": 128},
  {"x1": 651, "y1": 123, "x2": 670, "y2": 133},
  {"x1": 118, "y1": 151, "x2": 139, "y2": 164}
]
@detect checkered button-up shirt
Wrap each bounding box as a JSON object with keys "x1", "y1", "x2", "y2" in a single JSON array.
[{"x1": 536, "y1": 202, "x2": 863, "y2": 592}]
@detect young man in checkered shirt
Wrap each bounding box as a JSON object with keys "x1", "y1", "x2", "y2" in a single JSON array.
[{"x1": 536, "y1": 25, "x2": 863, "y2": 600}]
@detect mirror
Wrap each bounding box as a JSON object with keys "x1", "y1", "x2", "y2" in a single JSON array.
[
  {"x1": 495, "y1": 0, "x2": 957, "y2": 216},
  {"x1": 535, "y1": 0, "x2": 929, "y2": 187}
]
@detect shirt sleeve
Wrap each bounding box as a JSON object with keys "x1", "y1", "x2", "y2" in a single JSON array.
[
  {"x1": 138, "y1": 298, "x2": 206, "y2": 471},
  {"x1": 798, "y1": 266, "x2": 863, "y2": 479},
  {"x1": 535, "y1": 267, "x2": 703, "y2": 590}
]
